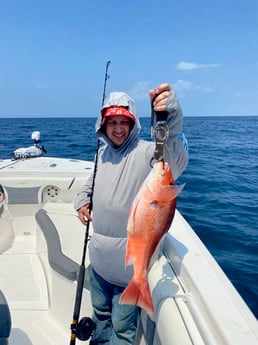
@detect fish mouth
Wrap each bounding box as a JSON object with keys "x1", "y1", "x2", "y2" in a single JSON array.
[
  {"x1": 153, "y1": 160, "x2": 174, "y2": 185},
  {"x1": 160, "y1": 161, "x2": 169, "y2": 176},
  {"x1": 152, "y1": 160, "x2": 169, "y2": 177}
]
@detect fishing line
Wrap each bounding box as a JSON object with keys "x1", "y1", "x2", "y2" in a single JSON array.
[{"x1": 69, "y1": 60, "x2": 111, "y2": 344}]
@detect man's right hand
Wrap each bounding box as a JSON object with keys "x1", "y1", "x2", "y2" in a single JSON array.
[{"x1": 77, "y1": 204, "x2": 92, "y2": 225}]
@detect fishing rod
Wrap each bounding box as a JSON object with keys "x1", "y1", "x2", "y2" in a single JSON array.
[{"x1": 69, "y1": 60, "x2": 111, "y2": 344}]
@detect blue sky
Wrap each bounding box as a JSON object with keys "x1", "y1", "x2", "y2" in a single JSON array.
[{"x1": 0, "y1": 0, "x2": 257, "y2": 117}]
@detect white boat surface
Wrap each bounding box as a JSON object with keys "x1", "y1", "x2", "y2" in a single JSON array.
[{"x1": 0, "y1": 156, "x2": 258, "y2": 345}]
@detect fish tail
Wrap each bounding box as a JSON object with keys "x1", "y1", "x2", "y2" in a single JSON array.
[{"x1": 119, "y1": 278, "x2": 154, "y2": 317}]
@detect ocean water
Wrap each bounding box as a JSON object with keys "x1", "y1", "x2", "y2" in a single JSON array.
[{"x1": 0, "y1": 116, "x2": 258, "y2": 319}]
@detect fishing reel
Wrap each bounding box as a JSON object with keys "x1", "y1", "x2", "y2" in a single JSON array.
[{"x1": 71, "y1": 317, "x2": 96, "y2": 341}]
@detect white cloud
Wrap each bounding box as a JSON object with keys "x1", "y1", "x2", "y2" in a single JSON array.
[
  {"x1": 203, "y1": 86, "x2": 215, "y2": 93},
  {"x1": 128, "y1": 81, "x2": 152, "y2": 100},
  {"x1": 173, "y1": 79, "x2": 193, "y2": 91},
  {"x1": 173, "y1": 79, "x2": 215, "y2": 94},
  {"x1": 176, "y1": 61, "x2": 219, "y2": 70}
]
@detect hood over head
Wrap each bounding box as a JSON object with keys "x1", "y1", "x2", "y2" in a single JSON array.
[{"x1": 95, "y1": 92, "x2": 141, "y2": 148}]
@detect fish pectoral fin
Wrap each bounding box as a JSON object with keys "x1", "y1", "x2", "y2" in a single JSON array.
[
  {"x1": 165, "y1": 183, "x2": 185, "y2": 201},
  {"x1": 119, "y1": 278, "x2": 154, "y2": 318},
  {"x1": 175, "y1": 183, "x2": 185, "y2": 195}
]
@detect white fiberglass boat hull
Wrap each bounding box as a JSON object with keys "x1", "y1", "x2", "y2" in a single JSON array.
[{"x1": 0, "y1": 157, "x2": 257, "y2": 345}]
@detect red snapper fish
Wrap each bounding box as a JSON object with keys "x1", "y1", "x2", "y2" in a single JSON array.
[{"x1": 119, "y1": 160, "x2": 184, "y2": 317}]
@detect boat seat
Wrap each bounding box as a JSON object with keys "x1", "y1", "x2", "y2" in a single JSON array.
[
  {"x1": 35, "y1": 207, "x2": 90, "y2": 291},
  {"x1": 0, "y1": 290, "x2": 11, "y2": 345},
  {"x1": 35, "y1": 208, "x2": 80, "y2": 281},
  {"x1": 4, "y1": 186, "x2": 40, "y2": 204},
  {"x1": 2, "y1": 174, "x2": 86, "y2": 205}
]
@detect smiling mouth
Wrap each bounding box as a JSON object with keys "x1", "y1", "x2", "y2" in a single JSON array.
[{"x1": 114, "y1": 133, "x2": 125, "y2": 139}]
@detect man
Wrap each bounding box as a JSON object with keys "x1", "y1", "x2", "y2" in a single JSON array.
[{"x1": 74, "y1": 83, "x2": 188, "y2": 344}]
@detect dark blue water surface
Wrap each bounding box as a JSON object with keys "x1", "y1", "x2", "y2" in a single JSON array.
[{"x1": 0, "y1": 116, "x2": 257, "y2": 318}]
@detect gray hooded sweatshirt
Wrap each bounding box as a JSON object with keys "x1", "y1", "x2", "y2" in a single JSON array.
[{"x1": 74, "y1": 90, "x2": 188, "y2": 287}]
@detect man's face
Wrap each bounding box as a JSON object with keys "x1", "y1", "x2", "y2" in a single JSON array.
[{"x1": 105, "y1": 115, "x2": 132, "y2": 146}]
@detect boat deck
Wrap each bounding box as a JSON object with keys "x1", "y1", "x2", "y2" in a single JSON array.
[
  {"x1": 9, "y1": 310, "x2": 69, "y2": 345},
  {"x1": 0, "y1": 203, "x2": 91, "y2": 345}
]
